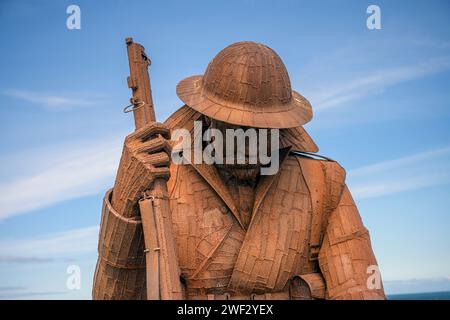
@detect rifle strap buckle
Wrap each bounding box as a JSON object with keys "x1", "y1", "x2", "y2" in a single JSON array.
[{"x1": 123, "y1": 100, "x2": 145, "y2": 113}]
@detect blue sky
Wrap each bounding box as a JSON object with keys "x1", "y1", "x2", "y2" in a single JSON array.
[{"x1": 0, "y1": 0, "x2": 449, "y2": 299}]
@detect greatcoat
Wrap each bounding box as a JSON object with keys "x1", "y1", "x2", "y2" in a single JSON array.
[{"x1": 93, "y1": 106, "x2": 385, "y2": 300}]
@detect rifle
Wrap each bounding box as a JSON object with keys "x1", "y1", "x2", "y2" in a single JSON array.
[{"x1": 125, "y1": 37, "x2": 184, "y2": 300}]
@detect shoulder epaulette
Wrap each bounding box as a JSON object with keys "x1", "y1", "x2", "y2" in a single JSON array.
[{"x1": 290, "y1": 150, "x2": 335, "y2": 162}]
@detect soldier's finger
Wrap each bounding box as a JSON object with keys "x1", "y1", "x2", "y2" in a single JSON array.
[
  {"x1": 134, "y1": 136, "x2": 172, "y2": 154},
  {"x1": 150, "y1": 166, "x2": 171, "y2": 180},
  {"x1": 133, "y1": 122, "x2": 171, "y2": 141},
  {"x1": 141, "y1": 151, "x2": 170, "y2": 167}
]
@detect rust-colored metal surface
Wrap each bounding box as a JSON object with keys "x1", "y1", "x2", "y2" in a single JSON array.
[
  {"x1": 93, "y1": 40, "x2": 385, "y2": 300},
  {"x1": 94, "y1": 38, "x2": 183, "y2": 300},
  {"x1": 124, "y1": 37, "x2": 155, "y2": 128},
  {"x1": 176, "y1": 42, "x2": 312, "y2": 129}
]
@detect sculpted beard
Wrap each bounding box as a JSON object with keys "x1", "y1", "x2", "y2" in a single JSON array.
[
  {"x1": 205, "y1": 117, "x2": 274, "y2": 183},
  {"x1": 215, "y1": 163, "x2": 261, "y2": 182}
]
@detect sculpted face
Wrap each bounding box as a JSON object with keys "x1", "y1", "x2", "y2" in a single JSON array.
[{"x1": 205, "y1": 117, "x2": 278, "y2": 181}]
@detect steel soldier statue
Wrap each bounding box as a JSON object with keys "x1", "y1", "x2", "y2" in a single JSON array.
[{"x1": 93, "y1": 41, "x2": 386, "y2": 300}]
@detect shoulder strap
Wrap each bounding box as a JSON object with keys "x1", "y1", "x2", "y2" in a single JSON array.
[
  {"x1": 295, "y1": 154, "x2": 346, "y2": 261},
  {"x1": 164, "y1": 104, "x2": 202, "y2": 131}
]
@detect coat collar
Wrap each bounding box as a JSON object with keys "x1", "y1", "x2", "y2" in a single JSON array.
[
  {"x1": 189, "y1": 147, "x2": 291, "y2": 231},
  {"x1": 167, "y1": 105, "x2": 304, "y2": 230}
]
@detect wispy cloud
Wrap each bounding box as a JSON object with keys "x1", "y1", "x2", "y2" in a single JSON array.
[
  {"x1": 0, "y1": 256, "x2": 53, "y2": 264},
  {"x1": 310, "y1": 56, "x2": 450, "y2": 111},
  {"x1": 0, "y1": 286, "x2": 27, "y2": 292},
  {"x1": 348, "y1": 146, "x2": 450, "y2": 199},
  {"x1": 0, "y1": 289, "x2": 69, "y2": 299},
  {"x1": 0, "y1": 138, "x2": 122, "y2": 220},
  {"x1": 0, "y1": 225, "x2": 99, "y2": 260},
  {"x1": 0, "y1": 226, "x2": 99, "y2": 299},
  {"x1": 1, "y1": 89, "x2": 104, "y2": 111},
  {"x1": 349, "y1": 147, "x2": 450, "y2": 177},
  {"x1": 350, "y1": 174, "x2": 449, "y2": 200},
  {"x1": 384, "y1": 277, "x2": 450, "y2": 295}
]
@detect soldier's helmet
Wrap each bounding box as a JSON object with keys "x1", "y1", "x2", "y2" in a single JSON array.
[{"x1": 176, "y1": 41, "x2": 312, "y2": 129}]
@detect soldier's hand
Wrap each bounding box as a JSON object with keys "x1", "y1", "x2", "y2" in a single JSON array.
[
  {"x1": 111, "y1": 122, "x2": 172, "y2": 217},
  {"x1": 124, "y1": 122, "x2": 172, "y2": 180}
]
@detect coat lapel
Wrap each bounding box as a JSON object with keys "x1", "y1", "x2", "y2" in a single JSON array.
[
  {"x1": 177, "y1": 113, "x2": 295, "y2": 233},
  {"x1": 189, "y1": 147, "x2": 292, "y2": 233},
  {"x1": 248, "y1": 147, "x2": 291, "y2": 229},
  {"x1": 190, "y1": 162, "x2": 245, "y2": 229},
  {"x1": 226, "y1": 147, "x2": 293, "y2": 291}
]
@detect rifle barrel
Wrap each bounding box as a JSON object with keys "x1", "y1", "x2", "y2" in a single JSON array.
[{"x1": 125, "y1": 37, "x2": 156, "y2": 129}]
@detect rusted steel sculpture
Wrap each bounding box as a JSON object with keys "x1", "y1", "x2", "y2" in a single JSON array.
[{"x1": 93, "y1": 40, "x2": 386, "y2": 300}]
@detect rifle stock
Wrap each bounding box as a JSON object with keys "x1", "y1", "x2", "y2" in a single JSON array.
[{"x1": 125, "y1": 37, "x2": 184, "y2": 300}]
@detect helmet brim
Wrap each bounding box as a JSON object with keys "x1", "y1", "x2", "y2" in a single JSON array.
[{"x1": 176, "y1": 75, "x2": 313, "y2": 129}]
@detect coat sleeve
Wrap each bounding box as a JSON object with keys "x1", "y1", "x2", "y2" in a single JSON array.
[
  {"x1": 318, "y1": 185, "x2": 386, "y2": 300},
  {"x1": 92, "y1": 189, "x2": 147, "y2": 299}
]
